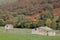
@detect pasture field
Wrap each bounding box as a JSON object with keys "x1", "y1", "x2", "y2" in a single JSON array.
[
  {"x1": 0, "y1": 32, "x2": 60, "y2": 40},
  {"x1": 0, "y1": 27, "x2": 60, "y2": 40}
]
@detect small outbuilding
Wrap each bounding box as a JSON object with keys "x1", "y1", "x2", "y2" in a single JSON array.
[
  {"x1": 5, "y1": 24, "x2": 13, "y2": 30},
  {"x1": 32, "y1": 26, "x2": 56, "y2": 36}
]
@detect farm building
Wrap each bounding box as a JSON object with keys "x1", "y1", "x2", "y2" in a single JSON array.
[
  {"x1": 32, "y1": 26, "x2": 56, "y2": 36},
  {"x1": 5, "y1": 24, "x2": 13, "y2": 30}
]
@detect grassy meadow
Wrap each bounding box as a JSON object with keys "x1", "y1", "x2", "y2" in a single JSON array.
[
  {"x1": 0, "y1": 32, "x2": 60, "y2": 40},
  {"x1": 0, "y1": 27, "x2": 60, "y2": 40}
]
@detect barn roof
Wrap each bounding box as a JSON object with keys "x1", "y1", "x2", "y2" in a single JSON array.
[{"x1": 38, "y1": 26, "x2": 54, "y2": 31}]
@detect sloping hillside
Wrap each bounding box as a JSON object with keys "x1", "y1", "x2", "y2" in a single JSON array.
[
  {"x1": 0, "y1": 0, "x2": 60, "y2": 19},
  {"x1": 0, "y1": 0, "x2": 52, "y2": 14},
  {"x1": 0, "y1": 0, "x2": 60, "y2": 29}
]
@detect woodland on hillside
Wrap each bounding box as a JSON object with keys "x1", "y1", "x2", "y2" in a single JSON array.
[{"x1": 0, "y1": 0, "x2": 60, "y2": 30}]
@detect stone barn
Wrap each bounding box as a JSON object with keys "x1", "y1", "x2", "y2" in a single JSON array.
[
  {"x1": 32, "y1": 26, "x2": 56, "y2": 36},
  {"x1": 5, "y1": 24, "x2": 13, "y2": 30}
]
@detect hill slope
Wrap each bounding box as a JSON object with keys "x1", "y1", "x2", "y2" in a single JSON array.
[{"x1": 0, "y1": 0, "x2": 60, "y2": 19}]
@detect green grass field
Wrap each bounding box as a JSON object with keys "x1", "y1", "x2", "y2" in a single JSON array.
[
  {"x1": 0, "y1": 27, "x2": 31, "y2": 30},
  {"x1": 0, "y1": 32, "x2": 60, "y2": 40},
  {"x1": 0, "y1": 27, "x2": 60, "y2": 40}
]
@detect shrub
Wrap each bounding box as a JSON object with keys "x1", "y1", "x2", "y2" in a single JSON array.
[{"x1": 0, "y1": 19, "x2": 6, "y2": 26}]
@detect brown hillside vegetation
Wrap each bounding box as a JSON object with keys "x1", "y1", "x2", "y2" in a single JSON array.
[
  {"x1": 0, "y1": 0, "x2": 60, "y2": 20},
  {"x1": 54, "y1": 8, "x2": 60, "y2": 16}
]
